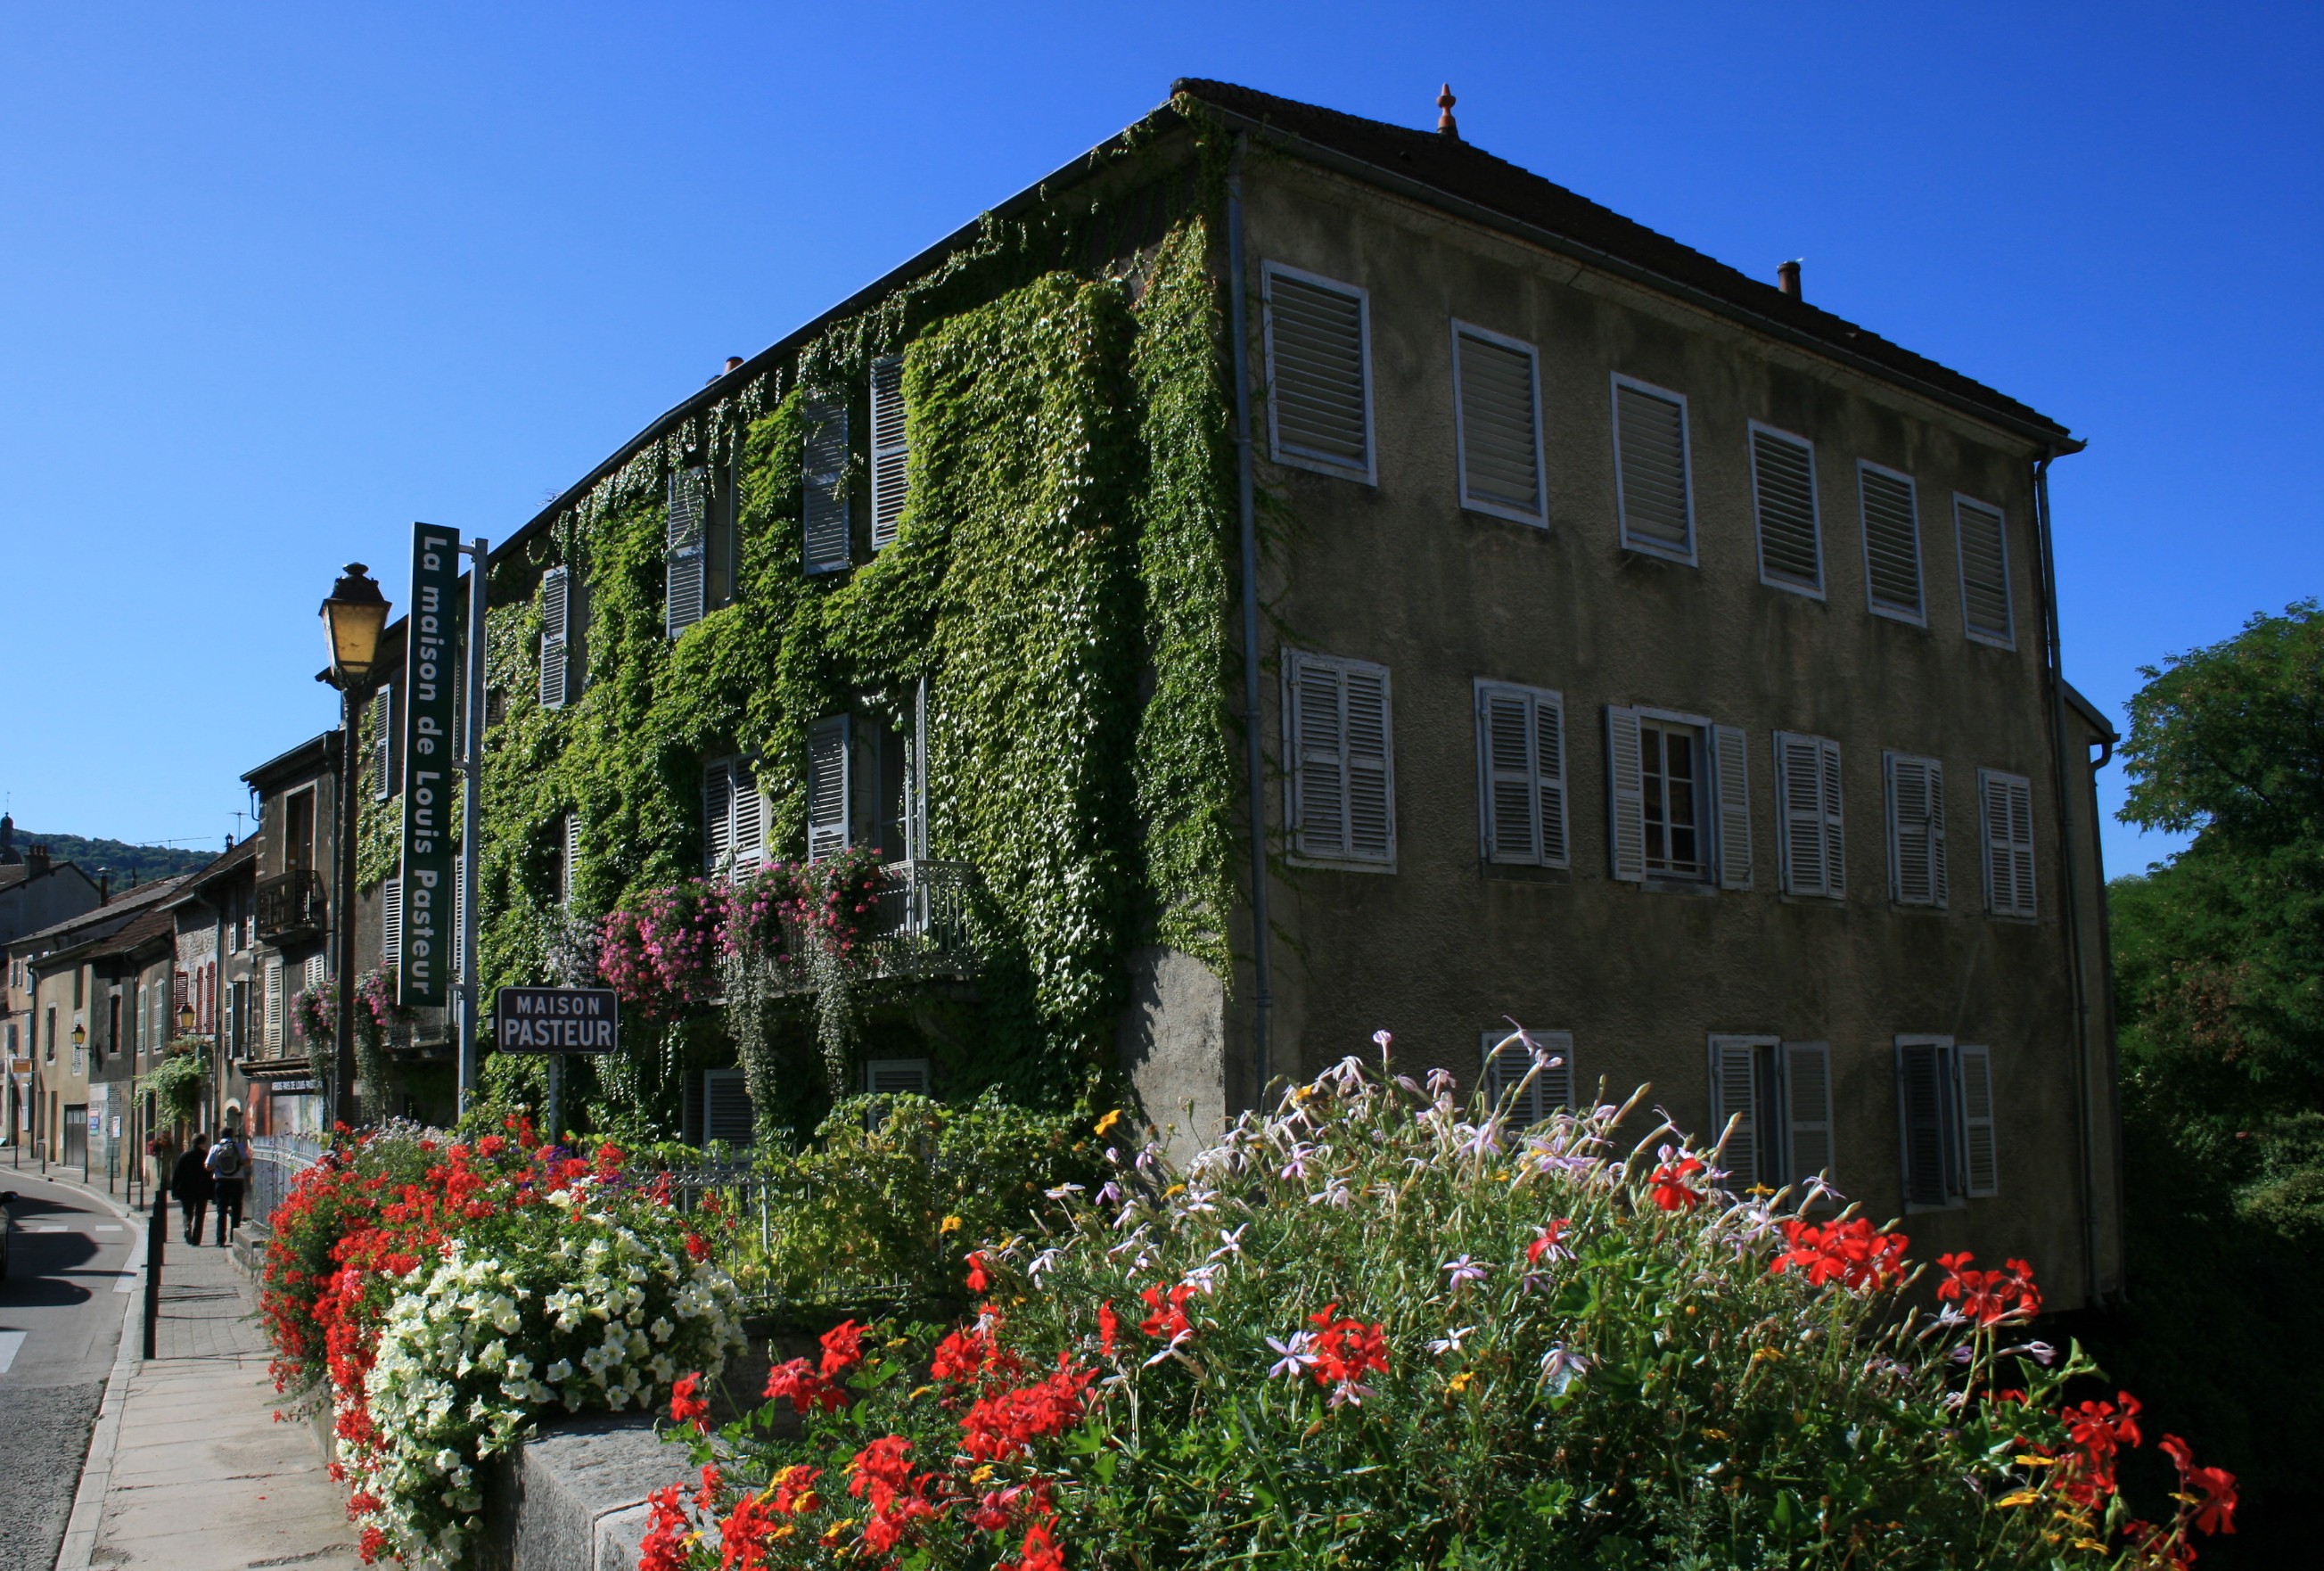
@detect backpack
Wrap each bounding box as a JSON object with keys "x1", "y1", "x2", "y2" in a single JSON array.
[{"x1": 208, "y1": 1138, "x2": 244, "y2": 1180}]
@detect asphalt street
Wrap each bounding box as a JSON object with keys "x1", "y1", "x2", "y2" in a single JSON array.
[{"x1": 0, "y1": 1165, "x2": 141, "y2": 1571}]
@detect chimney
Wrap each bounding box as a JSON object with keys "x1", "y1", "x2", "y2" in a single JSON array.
[
  {"x1": 25, "y1": 843, "x2": 48, "y2": 878},
  {"x1": 98, "y1": 868, "x2": 110, "y2": 904},
  {"x1": 725, "y1": 357, "x2": 744, "y2": 374},
  {"x1": 1777, "y1": 259, "x2": 1802, "y2": 299},
  {"x1": 1436, "y1": 84, "x2": 1460, "y2": 140}
]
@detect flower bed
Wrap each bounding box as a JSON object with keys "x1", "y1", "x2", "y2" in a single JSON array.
[{"x1": 641, "y1": 1039, "x2": 2235, "y2": 1570}]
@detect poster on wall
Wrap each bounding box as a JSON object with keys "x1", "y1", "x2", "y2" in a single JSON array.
[{"x1": 399, "y1": 522, "x2": 463, "y2": 1008}]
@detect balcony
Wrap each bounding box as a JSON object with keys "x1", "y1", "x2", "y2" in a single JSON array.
[
  {"x1": 255, "y1": 868, "x2": 327, "y2": 946},
  {"x1": 757, "y1": 860, "x2": 978, "y2": 994}
]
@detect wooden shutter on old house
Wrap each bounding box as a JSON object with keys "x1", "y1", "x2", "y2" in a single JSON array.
[
  {"x1": 1957, "y1": 1044, "x2": 2000, "y2": 1197},
  {"x1": 1707, "y1": 1035, "x2": 1772, "y2": 1189},
  {"x1": 1860, "y1": 463, "x2": 1924, "y2": 620},
  {"x1": 666, "y1": 470, "x2": 707, "y2": 637},
  {"x1": 1776, "y1": 733, "x2": 1845, "y2": 898},
  {"x1": 1886, "y1": 753, "x2": 1947, "y2": 907},
  {"x1": 1980, "y1": 769, "x2": 2037, "y2": 918},
  {"x1": 1750, "y1": 424, "x2": 1821, "y2": 593},
  {"x1": 1784, "y1": 1041, "x2": 1835, "y2": 1192},
  {"x1": 1713, "y1": 724, "x2": 1753, "y2": 890},
  {"x1": 802, "y1": 399, "x2": 851, "y2": 574},
  {"x1": 807, "y1": 719, "x2": 851, "y2": 861},
  {"x1": 1612, "y1": 378, "x2": 1694, "y2": 559},
  {"x1": 371, "y1": 687, "x2": 396, "y2": 798},
  {"x1": 869, "y1": 357, "x2": 908, "y2": 550},
  {"x1": 1955, "y1": 497, "x2": 2014, "y2": 646},
  {"x1": 1896, "y1": 1037, "x2": 1952, "y2": 1207},
  {"x1": 1453, "y1": 325, "x2": 1544, "y2": 521},
  {"x1": 539, "y1": 567, "x2": 571, "y2": 709},
  {"x1": 1605, "y1": 706, "x2": 1647, "y2": 882},
  {"x1": 1263, "y1": 266, "x2": 1374, "y2": 479}
]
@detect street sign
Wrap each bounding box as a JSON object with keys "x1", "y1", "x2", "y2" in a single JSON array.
[
  {"x1": 399, "y1": 522, "x2": 464, "y2": 1008},
  {"x1": 493, "y1": 987, "x2": 620, "y2": 1053}
]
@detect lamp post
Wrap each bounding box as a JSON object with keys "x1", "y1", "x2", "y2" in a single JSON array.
[
  {"x1": 320, "y1": 563, "x2": 390, "y2": 1131},
  {"x1": 70, "y1": 1023, "x2": 87, "y2": 1181}
]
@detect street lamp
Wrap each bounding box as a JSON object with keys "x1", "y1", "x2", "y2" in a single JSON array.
[
  {"x1": 177, "y1": 1002, "x2": 195, "y2": 1036},
  {"x1": 320, "y1": 563, "x2": 391, "y2": 1131}
]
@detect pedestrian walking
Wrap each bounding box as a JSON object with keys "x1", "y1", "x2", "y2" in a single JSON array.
[
  {"x1": 170, "y1": 1132, "x2": 214, "y2": 1245},
  {"x1": 206, "y1": 1127, "x2": 248, "y2": 1246}
]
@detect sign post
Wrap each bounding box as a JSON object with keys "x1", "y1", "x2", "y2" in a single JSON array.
[
  {"x1": 398, "y1": 525, "x2": 462, "y2": 1011},
  {"x1": 492, "y1": 986, "x2": 619, "y2": 1141}
]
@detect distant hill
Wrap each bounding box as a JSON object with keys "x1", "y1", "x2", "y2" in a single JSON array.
[{"x1": 12, "y1": 833, "x2": 221, "y2": 886}]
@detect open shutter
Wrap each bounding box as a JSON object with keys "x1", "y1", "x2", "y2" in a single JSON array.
[
  {"x1": 1776, "y1": 732, "x2": 1827, "y2": 896},
  {"x1": 1750, "y1": 424, "x2": 1821, "y2": 592},
  {"x1": 666, "y1": 469, "x2": 707, "y2": 637},
  {"x1": 1536, "y1": 692, "x2": 1568, "y2": 867},
  {"x1": 1263, "y1": 266, "x2": 1373, "y2": 479},
  {"x1": 382, "y1": 875, "x2": 402, "y2": 967},
  {"x1": 1784, "y1": 1041, "x2": 1834, "y2": 1191},
  {"x1": 1955, "y1": 497, "x2": 2013, "y2": 646},
  {"x1": 1343, "y1": 663, "x2": 1393, "y2": 863},
  {"x1": 1453, "y1": 325, "x2": 1544, "y2": 521},
  {"x1": 1981, "y1": 769, "x2": 2036, "y2": 917},
  {"x1": 371, "y1": 687, "x2": 395, "y2": 799},
  {"x1": 807, "y1": 718, "x2": 851, "y2": 861},
  {"x1": 539, "y1": 567, "x2": 571, "y2": 709},
  {"x1": 1606, "y1": 706, "x2": 1646, "y2": 882},
  {"x1": 1956, "y1": 1044, "x2": 2000, "y2": 1197},
  {"x1": 1819, "y1": 738, "x2": 1846, "y2": 898},
  {"x1": 265, "y1": 959, "x2": 283, "y2": 1052},
  {"x1": 802, "y1": 398, "x2": 851, "y2": 574},
  {"x1": 731, "y1": 762, "x2": 765, "y2": 868},
  {"x1": 1707, "y1": 1035, "x2": 1767, "y2": 1189},
  {"x1": 1887, "y1": 753, "x2": 1946, "y2": 907},
  {"x1": 869, "y1": 356, "x2": 908, "y2": 550},
  {"x1": 702, "y1": 758, "x2": 735, "y2": 870},
  {"x1": 451, "y1": 857, "x2": 466, "y2": 982},
  {"x1": 561, "y1": 813, "x2": 581, "y2": 907},
  {"x1": 1896, "y1": 1038, "x2": 1951, "y2": 1207},
  {"x1": 1288, "y1": 654, "x2": 1347, "y2": 860},
  {"x1": 1713, "y1": 723, "x2": 1752, "y2": 890},
  {"x1": 1612, "y1": 378, "x2": 1693, "y2": 559},
  {"x1": 1860, "y1": 464, "x2": 1924, "y2": 620},
  {"x1": 1478, "y1": 685, "x2": 1540, "y2": 863}
]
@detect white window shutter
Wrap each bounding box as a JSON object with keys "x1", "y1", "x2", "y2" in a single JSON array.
[
  {"x1": 1776, "y1": 732, "x2": 1827, "y2": 896},
  {"x1": 1452, "y1": 325, "x2": 1544, "y2": 522},
  {"x1": 451, "y1": 858, "x2": 466, "y2": 982},
  {"x1": 1784, "y1": 1040, "x2": 1834, "y2": 1190},
  {"x1": 1536, "y1": 691, "x2": 1569, "y2": 867},
  {"x1": 1887, "y1": 753, "x2": 1946, "y2": 908},
  {"x1": 1955, "y1": 498, "x2": 2013, "y2": 646},
  {"x1": 1860, "y1": 464, "x2": 1924, "y2": 620},
  {"x1": 1750, "y1": 424, "x2": 1820, "y2": 592},
  {"x1": 1706, "y1": 1035, "x2": 1765, "y2": 1189},
  {"x1": 866, "y1": 1057, "x2": 932, "y2": 1096},
  {"x1": 702, "y1": 1068, "x2": 754, "y2": 1146},
  {"x1": 1819, "y1": 738, "x2": 1846, "y2": 899},
  {"x1": 1288, "y1": 653, "x2": 1346, "y2": 859},
  {"x1": 1712, "y1": 723, "x2": 1752, "y2": 890},
  {"x1": 1478, "y1": 685, "x2": 1540, "y2": 863},
  {"x1": 1612, "y1": 378, "x2": 1693, "y2": 559},
  {"x1": 869, "y1": 356, "x2": 908, "y2": 550},
  {"x1": 807, "y1": 717, "x2": 851, "y2": 861},
  {"x1": 265, "y1": 959, "x2": 283, "y2": 1051},
  {"x1": 666, "y1": 469, "x2": 707, "y2": 637},
  {"x1": 1980, "y1": 769, "x2": 2036, "y2": 918},
  {"x1": 1895, "y1": 1038, "x2": 1952, "y2": 1207},
  {"x1": 561, "y1": 813, "x2": 581, "y2": 908},
  {"x1": 732, "y1": 763, "x2": 765, "y2": 868},
  {"x1": 539, "y1": 566, "x2": 571, "y2": 710},
  {"x1": 1343, "y1": 664, "x2": 1394, "y2": 863},
  {"x1": 1956, "y1": 1043, "x2": 2000, "y2": 1197},
  {"x1": 382, "y1": 875, "x2": 402, "y2": 967},
  {"x1": 371, "y1": 687, "x2": 395, "y2": 799},
  {"x1": 1606, "y1": 705, "x2": 1646, "y2": 882},
  {"x1": 1262, "y1": 266, "x2": 1373, "y2": 479},
  {"x1": 802, "y1": 398, "x2": 851, "y2": 574},
  {"x1": 702, "y1": 758, "x2": 735, "y2": 869}
]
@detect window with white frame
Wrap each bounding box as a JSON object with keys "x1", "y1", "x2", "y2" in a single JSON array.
[
  {"x1": 1773, "y1": 732, "x2": 1845, "y2": 899},
  {"x1": 1859, "y1": 461, "x2": 1924, "y2": 622},
  {"x1": 1451, "y1": 322, "x2": 1545, "y2": 522},
  {"x1": 1262, "y1": 264, "x2": 1374, "y2": 481},
  {"x1": 1707, "y1": 1035, "x2": 1835, "y2": 1196},
  {"x1": 1885, "y1": 752, "x2": 1948, "y2": 907},
  {"x1": 1474, "y1": 680, "x2": 1567, "y2": 867},
  {"x1": 702, "y1": 756, "x2": 768, "y2": 872},
  {"x1": 1480, "y1": 1029, "x2": 1574, "y2": 1124},
  {"x1": 666, "y1": 466, "x2": 708, "y2": 637},
  {"x1": 1605, "y1": 708, "x2": 1750, "y2": 887},
  {"x1": 1749, "y1": 423, "x2": 1821, "y2": 595},
  {"x1": 1979, "y1": 769, "x2": 2036, "y2": 918},
  {"x1": 1284, "y1": 650, "x2": 1394, "y2": 867},
  {"x1": 1894, "y1": 1035, "x2": 1998, "y2": 1208},
  {"x1": 870, "y1": 356, "x2": 909, "y2": 550},
  {"x1": 1954, "y1": 496, "x2": 2014, "y2": 647},
  {"x1": 1611, "y1": 375, "x2": 1694, "y2": 562},
  {"x1": 802, "y1": 398, "x2": 851, "y2": 575}
]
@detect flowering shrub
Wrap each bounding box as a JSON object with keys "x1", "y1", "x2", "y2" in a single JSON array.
[
  {"x1": 598, "y1": 881, "x2": 731, "y2": 1016},
  {"x1": 292, "y1": 983, "x2": 336, "y2": 1049},
  {"x1": 646, "y1": 1040, "x2": 2234, "y2": 1569}
]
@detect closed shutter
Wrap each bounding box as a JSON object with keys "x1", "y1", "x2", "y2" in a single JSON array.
[
  {"x1": 731, "y1": 762, "x2": 766, "y2": 868},
  {"x1": 1605, "y1": 705, "x2": 1647, "y2": 882},
  {"x1": 870, "y1": 356, "x2": 908, "y2": 550},
  {"x1": 1956, "y1": 1043, "x2": 1999, "y2": 1197},
  {"x1": 802, "y1": 398, "x2": 850, "y2": 573},
  {"x1": 265, "y1": 959, "x2": 283, "y2": 1052},
  {"x1": 1482, "y1": 1029, "x2": 1573, "y2": 1123},
  {"x1": 702, "y1": 758, "x2": 735, "y2": 869},
  {"x1": 1784, "y1": 1041, "x2": 1834, "y2": 1191},
  {"x1": 1980, "y1": 769, "x2": 2037, "y2": 917},
  {"x1": 1713, "y1": 723, "x2": 1752, "y2": 890},
  {"x1": 1955, "y1": 497, "x2": 2013, "y2": 646},
  {"x1": 1886, "y1": 753, "x2": 1947, "y2": 907},
  {"x1": 1613, "y1": 378, "x2": 1693, "y2": 559},
  {"x1": 702, "y1": 1068, "x2": 754, "y2": 1147},
  {"x1": 865, "y1": 1057, "x2": 932, "y2": 1096},
  {"x1": 382, "y1": 876, "x2": 402, "y2": 967},
  {"x1": 1263, "y1": 266, "x2": 1372, "y2": 478},
  {"x1": 1707, "y1": 1035, "x2": 1769, "y2": 1189},
  {"x1": 1343, "y1": 664, "x2": 1393, "y2": 862},
  {"x1": 1478, "y1": 684, "x2": 1568, "y2": 867},
  {"x1": 451, "y1": 858, "x2": 466, "y2": 982},
  {"x1": 1776, "y1": 732, "x2": 1844, "y2": 898},
  {"x1": 1896, "y1": 1038, "x2": 1951, "y2": 1207},
  {"x1": 1453, "y1": 325, "x2": 1544, "y2": 521},
  {"x1": 371, "y1": 687, "x2": 395, "y2": 799},
  {"x1": 1750, "y1": 424, "x2": 1821, "y2": 592},
  {"x1": 305, "y1": 952, "x2": 327, "y2": 992},
  {"x1": 666, "y1": 468, "x2": 707, "y2": 637},
  {"x1": 1860, "y1": 464, "x2": 1924, "y2": 620},
  {"x1": 539, "y1": 567, "x2": 571, "y2": 710},
  {"x1": 808, "y1": 718, "x2": 851, "y2": 861}
]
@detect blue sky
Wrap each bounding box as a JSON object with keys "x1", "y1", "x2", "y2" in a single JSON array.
[{"x1": 1, "y1": 3, "x2": 2315, "y2": 877}]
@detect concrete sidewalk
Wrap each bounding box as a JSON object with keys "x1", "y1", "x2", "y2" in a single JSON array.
[{"x1": 54, "y1": 1196, "x2": 357, "y2": 1571}]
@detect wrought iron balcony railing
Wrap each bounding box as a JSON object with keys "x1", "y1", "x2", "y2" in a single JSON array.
[
  {"x1": 752, "y1": 860, "x2": 979, "y2": 994},
  {"x1": 254, "y1": 868, "x2": 327, "y2": 946}
]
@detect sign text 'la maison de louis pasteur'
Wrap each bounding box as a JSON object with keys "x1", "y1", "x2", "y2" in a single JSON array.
[{"x1": 398, "y1": 522, "x2": 462, "y2": 1009}]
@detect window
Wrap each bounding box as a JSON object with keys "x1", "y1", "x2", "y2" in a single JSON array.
[
  {"x1": 1954, "y1": 496, "x2": 2014, "y2": 647},
  {"x1": 1605, "y1": 709, "x2": 1749, "y2": 887},
  {"x1": 705, "y1": 447, "x2": 739, "y2": 611},
  {"x1": 1474, "y1": 681, "x2": 1568, "y2": 867},
  {"x1": 45, "y1": 1005, "x2": 54, "y2": 1060},
  {"x1": 1979, "y1": 769, "x2": 2036, "y2": 918},
  {"x1": 1283, "y1": 650, "x2": 1395, "y2": 867},
  {"x1": 1749, "y1": 423, "x2": 1821, "y2": 595},
  {"x1": 666, "y1": 465, "x2": 708, "y2": 637},
  {"x1": 1262, "y1": 263, "x2": 1374, "y2": 481},
  {"x1": 1773, "y1": 732, "x2": 1845, "y2": 899},
  {"x1": 1859, "y1": 462, "x2": 1924, "y2": 622},
  {"x1": 1707, "y1": 1036, "x2": 1835, "y2": 1195},
  {"x1": 1895, "y1": 1036, "x2": 1998, "y2": 1207},
  {"x1": 382, "y1": 875, "x2": 402, "y2": 967},
  {"x1": 1611, "y1": 375, "x2": 1694, "y2": 562},
  {"x1": 803, "y1": 397, "x2": 851, "y2": 574},
  {"x1": 807, "y1": 717, "x2": 850, "y2": 862},
  {"x1": 230, "y1": 979, "x2": 249, "y2": 1059},
  {"x1": 1884, "y1": 752, "x2": 1948, "y2": 907},
  {"x1": 264, "y1": 960, "x2": 283, "y2": 1053},
  {"x1": 284, "y1": 787, "x2": 316, "y2": 875},
  {"x1": 702, "y1": 756, "x2": 768, "y2": 872},
  {"x1": 370, "y1": 685, "x2": 398, "y2": 798},
  {"x1": 1451, "y1": 322, "x2": 1545, "y2": 522},
  {"x1": 540, "y1": 566, "x2": 572, "y2": 709},
  {"x1": 452, "y1": 858, "x2": 467, "y2": 983},
  {"x1": 865, "y1": 1058, "x2": 932, "y2": 1097},
  {"x1": 1480, "y1": 1029, "x2": 1574, "y2": 1124},
  {"x1": 560, "y1": 812, "x2": 581, "y2": 909},
  {"x1": 870, "y1": 356, "x2": 909, "y2": 549},
  {"x1": 690, "y1": 1068, "x2": 755, "y2": 1147}
]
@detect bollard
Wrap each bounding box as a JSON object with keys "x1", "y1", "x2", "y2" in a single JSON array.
[{"x1": 143, "y1": 1185, "x2": 167, "y2": 1360}]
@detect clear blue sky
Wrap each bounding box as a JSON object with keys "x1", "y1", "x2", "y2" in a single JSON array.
[{"x1": 2, "y1": 3, "x2": 2315, "y2": 877}]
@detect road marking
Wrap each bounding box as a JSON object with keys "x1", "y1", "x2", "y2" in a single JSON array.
[
  {"x1": 92, "y1": 1224, "x2": 126, "y2": 1234},
  {"x1": 0, "y1": 1330, "x2": 23, "y2": 1373},
  {"x1": 25, "y1": 1224, "x2": 69, "y2": 1233}
]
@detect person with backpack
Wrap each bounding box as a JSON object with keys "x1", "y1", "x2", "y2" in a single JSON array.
[
  {"x1": 171, "y1": 1133, "x2": 215, "y2": 1245},
  {"x1": 206, "y1": 1126, "x2": 248, "y2": 1246}
]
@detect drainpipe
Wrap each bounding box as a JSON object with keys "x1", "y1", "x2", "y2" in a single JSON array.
[{"x1": 1226, "y1": 138, "x2": 1272, "y2": 1106}]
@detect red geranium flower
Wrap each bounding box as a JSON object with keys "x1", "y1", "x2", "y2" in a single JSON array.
[
  {"x1": 1649, "y1": 1158, "x2": 1705, "y2": 1212},
  {"x1": 669, "y1": 1371, "x2": 709, "y2": 1430}
]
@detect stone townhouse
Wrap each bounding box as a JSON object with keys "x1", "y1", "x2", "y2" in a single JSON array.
[
  {"x1": 343, "y1": 81, "x2": 2121, "y2": 1304},
  {"x1": 234, "y1": 732, "x2": 344, "y2": 1134},
  {"x1": 1, "y1": 821, "x2": 104, "y2": 1147},
  {"x1": 164, "y1": 834, "x2": 261, "y2": 1137}
]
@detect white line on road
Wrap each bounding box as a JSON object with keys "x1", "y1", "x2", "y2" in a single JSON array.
[
  {"x1": 26, "y1": 1224, "x2": 68, "y2": 1233},
  {"x1": 92, "y1": 1224, "x2": 125, "y2": 1234},
  {"x1": 0, "y1": 1330, "x2": 23, "y2": 1373}
]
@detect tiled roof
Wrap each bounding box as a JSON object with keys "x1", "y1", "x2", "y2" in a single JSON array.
[{"x1": 8, "y1": 874, "x2": 192, "y2": 952}]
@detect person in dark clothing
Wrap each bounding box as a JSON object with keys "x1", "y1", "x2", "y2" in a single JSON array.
[
  {"x1": 171, "y1": 1133, "x2": 214, "y2": 1245},
  {"x1": 206, "y1": 1129, "x2": 248, "y2": 1246}
]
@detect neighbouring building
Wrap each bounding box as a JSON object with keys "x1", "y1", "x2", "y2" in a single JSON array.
[
  {"x1": 1, "y1": 821, "x2": 105, "y2": 1147},
  {"x1": 165, "y1": 835, "x2": 260, "y2": 1138},
  {"x1": 340, "y1": 80, "x2": 2123, "y2": 1305},
  {"x1": 236, "y1": 733, "x2": 343, "y2": 1135}
]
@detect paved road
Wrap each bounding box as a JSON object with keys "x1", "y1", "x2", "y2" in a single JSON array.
[{"x1": 0, "y1": 1166, "x2": 140, "y2": 1571}]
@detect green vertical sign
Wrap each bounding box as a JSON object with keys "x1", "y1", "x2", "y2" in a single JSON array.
[{"x1": 399, "y1": 523, "x2": 461, "y2": 1008}]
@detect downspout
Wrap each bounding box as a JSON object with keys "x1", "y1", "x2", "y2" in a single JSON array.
[{"x1": 1226, "y1": 138, "x2": 1272, "y2": 1104}]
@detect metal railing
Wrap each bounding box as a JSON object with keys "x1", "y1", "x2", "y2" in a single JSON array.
[
  {"x1": 255, "y1": 870, "x2": 327, "y2": 945},
  {"x1": 248, "y1": 1132, "x2": 325, "y2": 1229},
  {"x1": 759, "y1": 860, "x2": 979, "y2": 995}
]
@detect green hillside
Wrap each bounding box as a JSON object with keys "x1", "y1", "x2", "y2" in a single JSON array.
[{"x1": 12, "y1": 832, "x2": 221, "y2": 885}]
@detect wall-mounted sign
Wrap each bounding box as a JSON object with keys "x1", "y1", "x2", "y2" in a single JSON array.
[
  {"x1": 399, "y1": 522, "x2": 463, "y2": 1008},
  {"x1": 492, "y1": 987, "x2": 619, "y2": 1053},
  {"x1": 268, "y1": 1078, "x2": 320, "y2": 1094}
]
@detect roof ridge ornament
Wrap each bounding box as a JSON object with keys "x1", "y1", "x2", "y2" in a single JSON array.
[{"x1": 1437, "y1": 83, "x2": 1459, "y2": 140}]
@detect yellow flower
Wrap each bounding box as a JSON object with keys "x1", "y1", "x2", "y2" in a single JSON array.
[
  {"x1": 1700, "y1": 1427, "x2": 1730, "y2": 1443},
  {"x1": 1447, "y1": 1369, "x2": 1475, "y2": 1394},
  {"x1": 1164, "y1": 1183, "x2": 1186, "y2": 1198},
  {"x1": 1996, "y1": 1491, "x2": 2042, "y2": 1509},
  {"x1": 822, "y1": 1518, "x2": 858, "y2": 1544},
  {"x1": 970, "y1": 1464, "x2": 996, "y2": 1485},
  {"x1": 1094, "y1": 1108, "x2": 1124, "y2": 1136},
  {"x1": 939, "y1": 1215, "x2": 963, "y2": 1235}
]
